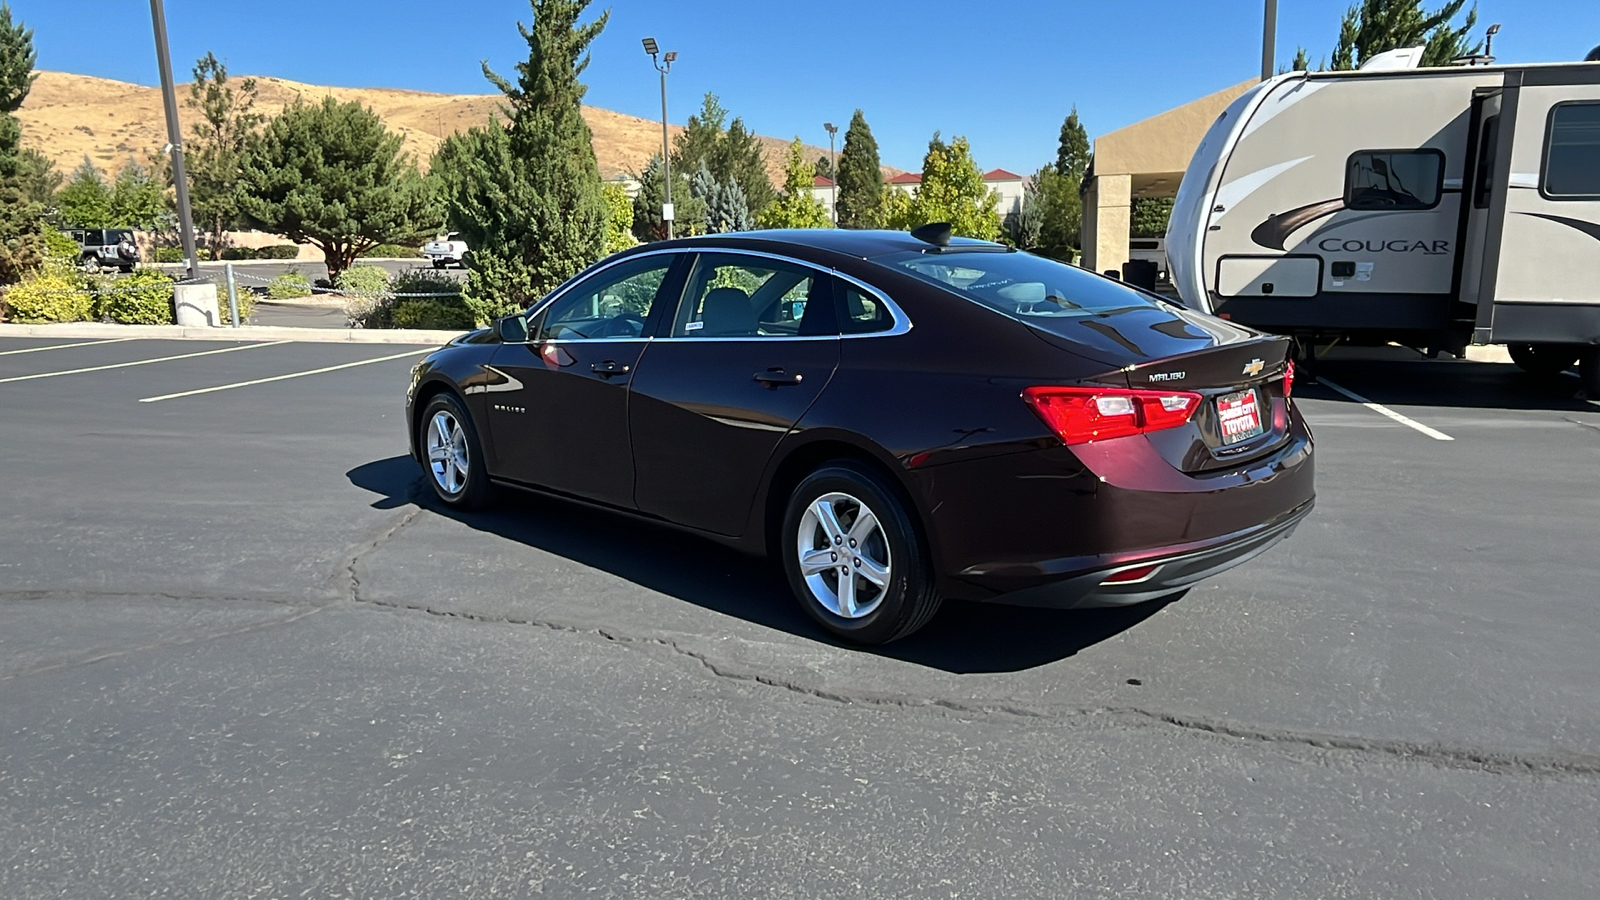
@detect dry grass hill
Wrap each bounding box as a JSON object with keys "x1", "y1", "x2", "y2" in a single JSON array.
[{"x1": 18, "y1": 70, "x2": 861, "y2": 186}]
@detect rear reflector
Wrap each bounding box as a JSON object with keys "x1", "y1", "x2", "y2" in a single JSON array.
[
  {"x1": 1101, "y1": 564, "x2": 1159, "y2": 584},
  {"x1": 1023, "y1": 385, "x2": 1202, "y2": 446},
  {"x1": 1284, "y1": 359, "x2": 1295, "y2": 399}
]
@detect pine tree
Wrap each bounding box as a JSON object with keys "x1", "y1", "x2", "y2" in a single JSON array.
[
  {"x1": 16, "y1": 147, "x2": 58, "y2": 206},
  {"x1": 438, "y1": 0, "x2": 610, "y2": 320},
  {"x1": 56, "y1": 158, "x2": 112, "y2": 228},
  {"x1": 0, "y1": 1, "x2": 45, "y2": 285},
  {"x1": 1330, "y1": 0, "x2": 1479, "y2": 70},
  {"x1": 814, "y1": 155, "x2": 832, "y2": 182},
  {"x1": 185, "y1": 53, "x2": 263, "y2": 259},
  {"x1": 1032, "y1": 166, "x2": 1082, "y2": 260},
  {"x1": 834, "y1": 109, "x2": 884, "y2": 229},
  {"x1": 757, "y1": 138, "x2": 830, "y2": 230},
  {"x1": 1054, "y1": 107, "x2": 1091, "y2": 180},
  {"x1": 885, "y1": 133, "x2": 1000, "y2": 240},
  {"x1": 109, "y1": 163, "x2": 167, "y2": 230},
  {"x1": 629, "y1": 152, "x2": 702, "y2": 241},
  {"x1": 669, "y1": 93, "x2": 775, "y2": 220},
  {"x1": 238, "y1": 97, "x2": 437, "y2": 280},
  {"x1": 707, "y1": 175, "x2": 752, "y2": 233},
  {"x1": 673, "y1": 93, "x2": 726, "y2": 180},
  {"x1": 1289, "y1": 47, "x2": 1312, "y2": 71}
]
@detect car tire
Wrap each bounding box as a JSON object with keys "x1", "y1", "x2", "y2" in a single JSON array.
[
  {"x1": 781, "y1": 462, "x2": 939, "y2": 644},
  {"x1": 1580, "y1": 347, "x2": 1600, "y2": 399},
  {"x1": 432, "y1": 260, "x2": 446, "y2": 269},
  {"x1": 1508, "y1": 343, "x2": 1578, "y2": 377},
  {"x1": 418, "y1": 392, "x2": 494, "y2": 510}
]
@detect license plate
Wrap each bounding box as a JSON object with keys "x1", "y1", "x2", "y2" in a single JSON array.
[{"x1": 1216, "y1": 389, "x2": 1264, "y2": 444}]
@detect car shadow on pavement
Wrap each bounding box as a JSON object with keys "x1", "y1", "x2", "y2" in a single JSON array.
[
  {"x1": 348, "y1": 456, "x2": 1175, "y2": 675},
  {"x1": 1306, "y1": 360, "x2": 1594, "y2": 411}
]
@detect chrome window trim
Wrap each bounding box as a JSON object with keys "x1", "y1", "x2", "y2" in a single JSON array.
[{"x1": 507, "y1": 245, "x2": 912, "y2": 345}]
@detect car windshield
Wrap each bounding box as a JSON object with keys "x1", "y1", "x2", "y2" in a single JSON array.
[{"x1": 880, "y1": 250, "x2": 1167, "y2": 327}]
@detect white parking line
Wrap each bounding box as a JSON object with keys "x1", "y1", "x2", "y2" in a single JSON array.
[
  {"x1": 1318, "y1": 377, "x2": 1455, "y2": 441},
  {"x1": 0, "y1": 338, "x2": 139, "y2": 356},
  {"x1": 138, "y1": 348, "x2": 431, "y2": 403},
  {"x1": 0, "y1": 341, "x2": 291, "y2": 385}
]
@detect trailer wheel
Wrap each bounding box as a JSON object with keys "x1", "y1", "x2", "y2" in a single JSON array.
[
  {"x1": 1580, "y1": 348, "x2": 1600, "y2": 399},
  {"x1": 1508, "y1": 343, "x2": 1579, "y2": 377}
]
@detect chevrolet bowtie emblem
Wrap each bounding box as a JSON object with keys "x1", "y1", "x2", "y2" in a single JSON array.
[{"x1": 1242, "y1": 358, "x2": 1265, "y2": 377}]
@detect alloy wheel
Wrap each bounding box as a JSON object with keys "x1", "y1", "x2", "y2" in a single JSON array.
[
  {"x1": 796, "y1": 491, "x2": 893, "y2": 619},
  {"x1": 426, "y1": 409, "x2": 470, "y2": 495}
]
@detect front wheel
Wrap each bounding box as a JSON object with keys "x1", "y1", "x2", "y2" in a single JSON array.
[
  {"x1": 419, "y1": 393, "x2": 494, "y2": 509},
  {"x1": 1508, "y1": 343, "x2": 1578, "y2": 376},
  {"x1": 781, "y1": 463, "x2": 939, "y2": 644}
]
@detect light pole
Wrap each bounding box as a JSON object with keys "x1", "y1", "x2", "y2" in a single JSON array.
[
  {"x1": 823, "y1": 122, "x2": 838, "y2": 226},
  {"x1": 643, "y1": 38, "x2": 677, "y2": 239},
  {"x1": 149, "y1": 0, "x2": 199, "y2": 278},
  {"x1": 1261, "y1": 0, "x2": 1278, "y2": 81}
]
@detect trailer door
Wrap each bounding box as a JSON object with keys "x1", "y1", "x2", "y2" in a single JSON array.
[
  {"x1": 1482, "y1": 71, "x2": 1600, "y2": 344},
  {"x1": 1459, "y1": 90, "x2": 1500, "y2": 320}
]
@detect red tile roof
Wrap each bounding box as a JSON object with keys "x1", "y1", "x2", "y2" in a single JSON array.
[
  {"x1": 813, "y1": 176, "x2": 835, "y2": 187},
  {"x1": 887, "y1": 172, "x2": 922, "y2": 185},
  {"x1": 983, "y1": 168, "x2": 1023, "y2": 181}
]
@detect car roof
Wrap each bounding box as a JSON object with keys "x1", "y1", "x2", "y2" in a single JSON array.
[{"x1": 640, "y1": 229, "x2": 1007, "y2": 259}]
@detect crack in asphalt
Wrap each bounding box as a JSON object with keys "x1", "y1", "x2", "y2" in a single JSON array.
[
  {"x1": 1563, "y1": 415, "x2": 1600, "y2": 435},
  {"x1": 334, "y1": 479, "x2": 429, "y2": 604},
  {"x1": 347, "y1": 594, "x2": 1600, "y2": 781}
]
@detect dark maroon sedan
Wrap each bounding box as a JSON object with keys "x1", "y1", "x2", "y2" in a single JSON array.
[{"x1": 405, "y1": 227, "x2": 1314, "y2": 643}]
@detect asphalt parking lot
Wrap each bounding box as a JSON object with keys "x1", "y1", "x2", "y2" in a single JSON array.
[{"x1": 2, "y1": 335, "x2": 1597, "y2": 898}]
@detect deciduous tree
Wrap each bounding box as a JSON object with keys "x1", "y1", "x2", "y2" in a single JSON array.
[
  {"x1": 757, "y1": 138, "x2": 830, "y2": 230},
  {"x1": 185, "y1": 52, "x2": 263, "y2": 259},
  {"x1": 55, "y1": 158, "x2": 111, "y2": 228},
  {"x1": 884, "y1": 133, "x2": 1000, "y2": 240},
  {"x1": 1330, "y1": 0, "x2": 1479, "y2": 70},
  {"x1": 835, "y1": 109, "x2": 884, "y2": 229},
  {"x1": 239, "y1": 96, "x2": 437, "y2": 280},
  {"x1": 1031, "y1": 165, "x2": 1082, "y2": 260}
]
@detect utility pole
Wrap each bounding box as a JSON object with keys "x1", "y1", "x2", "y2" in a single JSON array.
[
  {"x1": 823, "y1": 122, "x2": 838, "y2": 226},
  {"x1": 1261, "y1": 0, "x2": 1278, "y2": 82},
  {"x1": 149, "y1": 0, "x2": 199, "y2": 278},
  {"x1": 643, "y1": 39, "x2": 677, "y2": 239}
]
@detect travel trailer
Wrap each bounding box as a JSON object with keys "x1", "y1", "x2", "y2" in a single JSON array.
[{"x1": 1166, "y1": 47, "x2": 1600, "y2": 392}]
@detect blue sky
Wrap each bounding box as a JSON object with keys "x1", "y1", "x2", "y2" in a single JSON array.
[{"x1": 11, "y1": 0, "x2": 1599, "y2": 174}]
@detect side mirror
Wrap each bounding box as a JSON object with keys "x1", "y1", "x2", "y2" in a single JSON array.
[{"x1": 497, "y1": 314, "x2": 529, "y2": 343}]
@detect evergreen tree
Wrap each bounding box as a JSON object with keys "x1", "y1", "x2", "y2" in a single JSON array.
[
  {"x1": 238, "y1": 97, "x2": 438, "y2": 280},
  {"x1": 109, "y1": 163, "x2": 168, "y2": 230},
  {"x1": 438, "y1": 0, "x2": 610, "y2": 320},
  {"x1": 673, "y1": 93, "x2": 725, "y2": 180},
  {"x1": 758, "y1": 138, "x2": 830, "y2": 230},
  {"x1": 16, "y1": 147, "x2": 58, "y2": 207},
  {"x1": 884, "y1": 133, "x2": 1000, "y2": 240},
  {"x1": 1054, "y1": 107, "x2": 1091, "y2": 180},
  {"x1": 629, "y1": 152, "x2": 703, "y2": 241},
  {"x1": 185, "y1": 52, "x2": 263, "y2": 259},
  {"x1": 834, "y1": 109, "x2": 884, "y2": 229},
  {"x1": 1006, "y1": 178, "x2": 1043, "y2": 250},
  {"x1": 671, "y1": 93, "x2": 774, "y2": 219},
  {"x1": 0, "y1": 1, "x2": 44, "y2": 285},
  {"x1": 814, "y1": 154, "x2": 832, "y2": 181},
  {"x1": 1330, "y1": 0, "x2": 1479, "y2": 70},
  {"x1": 56, "y1": 158, "x2": 112, "y2": 228},
  {"x1": 707, "y1": 175, "x2": 752, "y2": 234},
  {"x1": 1290, "y1": 47, "x2": 1312, "y2": 71},
  {"x1": 1031, "y1": 165, "x2": 1082, "y2": 260}
]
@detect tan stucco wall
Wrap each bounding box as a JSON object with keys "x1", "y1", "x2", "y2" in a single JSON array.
[
  {"x1": 1093, "y1": 80, "x2": 1256, "y2": 177},
  {"x1": 1083, "y1": 174, "x2": 1131, "y2": 275}
]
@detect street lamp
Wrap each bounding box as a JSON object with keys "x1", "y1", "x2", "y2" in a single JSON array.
[
  {"x1": 1261, "y1": 0, "x2": 1277, "y2": 81},
  {"x1": 149, "y1": 0, "x2": 199, "y2": 278},
  {"x1": 823, "y1": 122, "x2": 838, "y2": 226},
  {"x1": 643, "y1": 38, "x2": 677, "y2": 239}
]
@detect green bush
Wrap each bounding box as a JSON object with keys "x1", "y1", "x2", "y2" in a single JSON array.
[
  {"x1": 154, "y1": 247, "x2": 185, "y2": 263},
  {"x1": 256, "y1": 244, "x2": 300, "y2": 260},
  {"x1": 45, "y1": 230, "x2": 80, "y2": 261},
  {"x1": 3, "y1": 267, "x2": 94, "y2": 323},
  {"x1": 335, "y1": 264, "x2": 391, "y2": 297},
  {"x1": 392, "y1": 297, "x2": 476, "y2": 330},
  {"x1": 359, "y1": 243, "x2": 421, "y2": 258},
  {"x1": 93, "y1": 270, "x2": 175, "y2": 325},
  {"x1": 267, "y1": 271, "x2": 313, "y2": 299},
  {"x1": 217, "y1": 284, "x2": 257, "y2": 322},
  {"x1": 220, "y1": 246, "x2": 257, "y2": 261}
]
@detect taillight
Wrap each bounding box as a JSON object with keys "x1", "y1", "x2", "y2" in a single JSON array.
[
  {"x1": 1023, "y1": 386, "x2": 1202, "y2": 446},
  {"x1": 1283, "y1": 359, "x2": 1295, "y2": 399}
]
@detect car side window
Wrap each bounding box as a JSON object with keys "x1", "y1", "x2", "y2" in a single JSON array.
[
  {"x1": 538, "y1": 257, "x2": 673, "y2": 341},
  {"x1": 671, "y1": 254, "x2": 837, "y2": 338},
  {"x1": 840, "y1": 285, "x2": 896, "y2": 335}
]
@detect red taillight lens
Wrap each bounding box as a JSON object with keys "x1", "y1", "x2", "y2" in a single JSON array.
[
  {"x1": 1283, "y1": 359, "x2": 1295, "y2": 399},
  {"x1": 1023, "y1": 386, "x2": 1202, "y2": 446}
]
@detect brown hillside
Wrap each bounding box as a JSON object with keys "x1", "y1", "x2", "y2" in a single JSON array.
[{"x1": 18, "y1": 71, "x2": 881, "y2": 187}]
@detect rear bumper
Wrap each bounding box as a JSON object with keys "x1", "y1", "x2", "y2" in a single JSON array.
[{"x1": 978, "y1": 498, "x2": 1313, "y2": 609}]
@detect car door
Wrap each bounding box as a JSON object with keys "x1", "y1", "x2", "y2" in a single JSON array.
[
  {"x1": 485, "y1": 253, "x2": 686, "y2": 508},
  {"x1": 628, "y1": 251, "x2": 842, "y2": 536}
]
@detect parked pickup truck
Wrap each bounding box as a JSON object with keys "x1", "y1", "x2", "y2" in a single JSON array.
[{"x1": 422, "y1": 233, "x2": 469, "y2": 269}]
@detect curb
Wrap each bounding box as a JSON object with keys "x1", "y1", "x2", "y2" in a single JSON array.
[{"x1": 0, "y1": 322, "x2": 464, "y2": 345}]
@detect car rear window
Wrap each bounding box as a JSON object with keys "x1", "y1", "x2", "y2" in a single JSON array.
[{"x1": 879, "y1": 250, "x2": 1169, "y2": 330}]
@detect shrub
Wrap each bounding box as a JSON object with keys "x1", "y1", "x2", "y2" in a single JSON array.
[
  {"x1": 256, "y1": 244, "x2": 300, "y2": 260},
  {"x1": 346, "y1": 269, "x2": 466, "y2": 328},
  {"x1": 220, "y1": 246, "x2": 258, "y2": 261},
  {"x1": 93, "y1": 269, "x2": 175, "y2": 325},
  {"x1": 3, "y1": 267, "x2": 94, "y2": 323},
  {"x1": 335, "y1": 264, "x2": 391, "y2": 297},
  {"x1": 154, "y1": 247, "x2": 185, "y2": 263},
  {"x1": 392, "y1": 297, "x2": 476, "y2": 330},
  {"x1": 359, "y1": 243, "x2": 422, "y2": 258},
  {"x1": 45, "y1": 230, "x2": 80, "y2": 261},
  {"x1": 217, "y1": 284, "x2": 257, "y2": 322},
  {"x1": 267, "y1": 270, "x2": 313, "y2": 299}
]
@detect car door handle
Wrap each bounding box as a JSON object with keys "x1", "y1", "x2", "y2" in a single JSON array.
[
  {"x1": 591, "y1": 360, "x2": 631, "y2": 377},
  {"x1": 753, "y1": 369, "x2": 803, "y2": 387}
]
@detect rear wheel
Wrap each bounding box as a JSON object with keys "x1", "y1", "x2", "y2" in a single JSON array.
[
  {"x1": 1508, "y1": 343, "x2": 1579, "y2": 376},
  {"x1": 432, "y1": 259, "x2": 446, "y2": 269},
  {"x1": 1580, "y1": 347, "x2": 1600, "y2": 399},
  {"x1": 781, "y1": 463, "x2": 939, "y2": 644},
  {"x1": 419, "y1": 393, "x2": 494, "y2": 509}
]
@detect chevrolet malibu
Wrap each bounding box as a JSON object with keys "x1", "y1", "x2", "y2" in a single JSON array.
[{"x1": 405, "y1": 227, "x2": 1314, "y2": 644}]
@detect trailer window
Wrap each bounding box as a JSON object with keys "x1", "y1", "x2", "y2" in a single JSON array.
[
  {"x1": 1345, "y1": 150, "x2": 1444, "y2": 211},
  {"x1": 1543, "y1": 102, "x2": 1600, "y2": 200}
]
